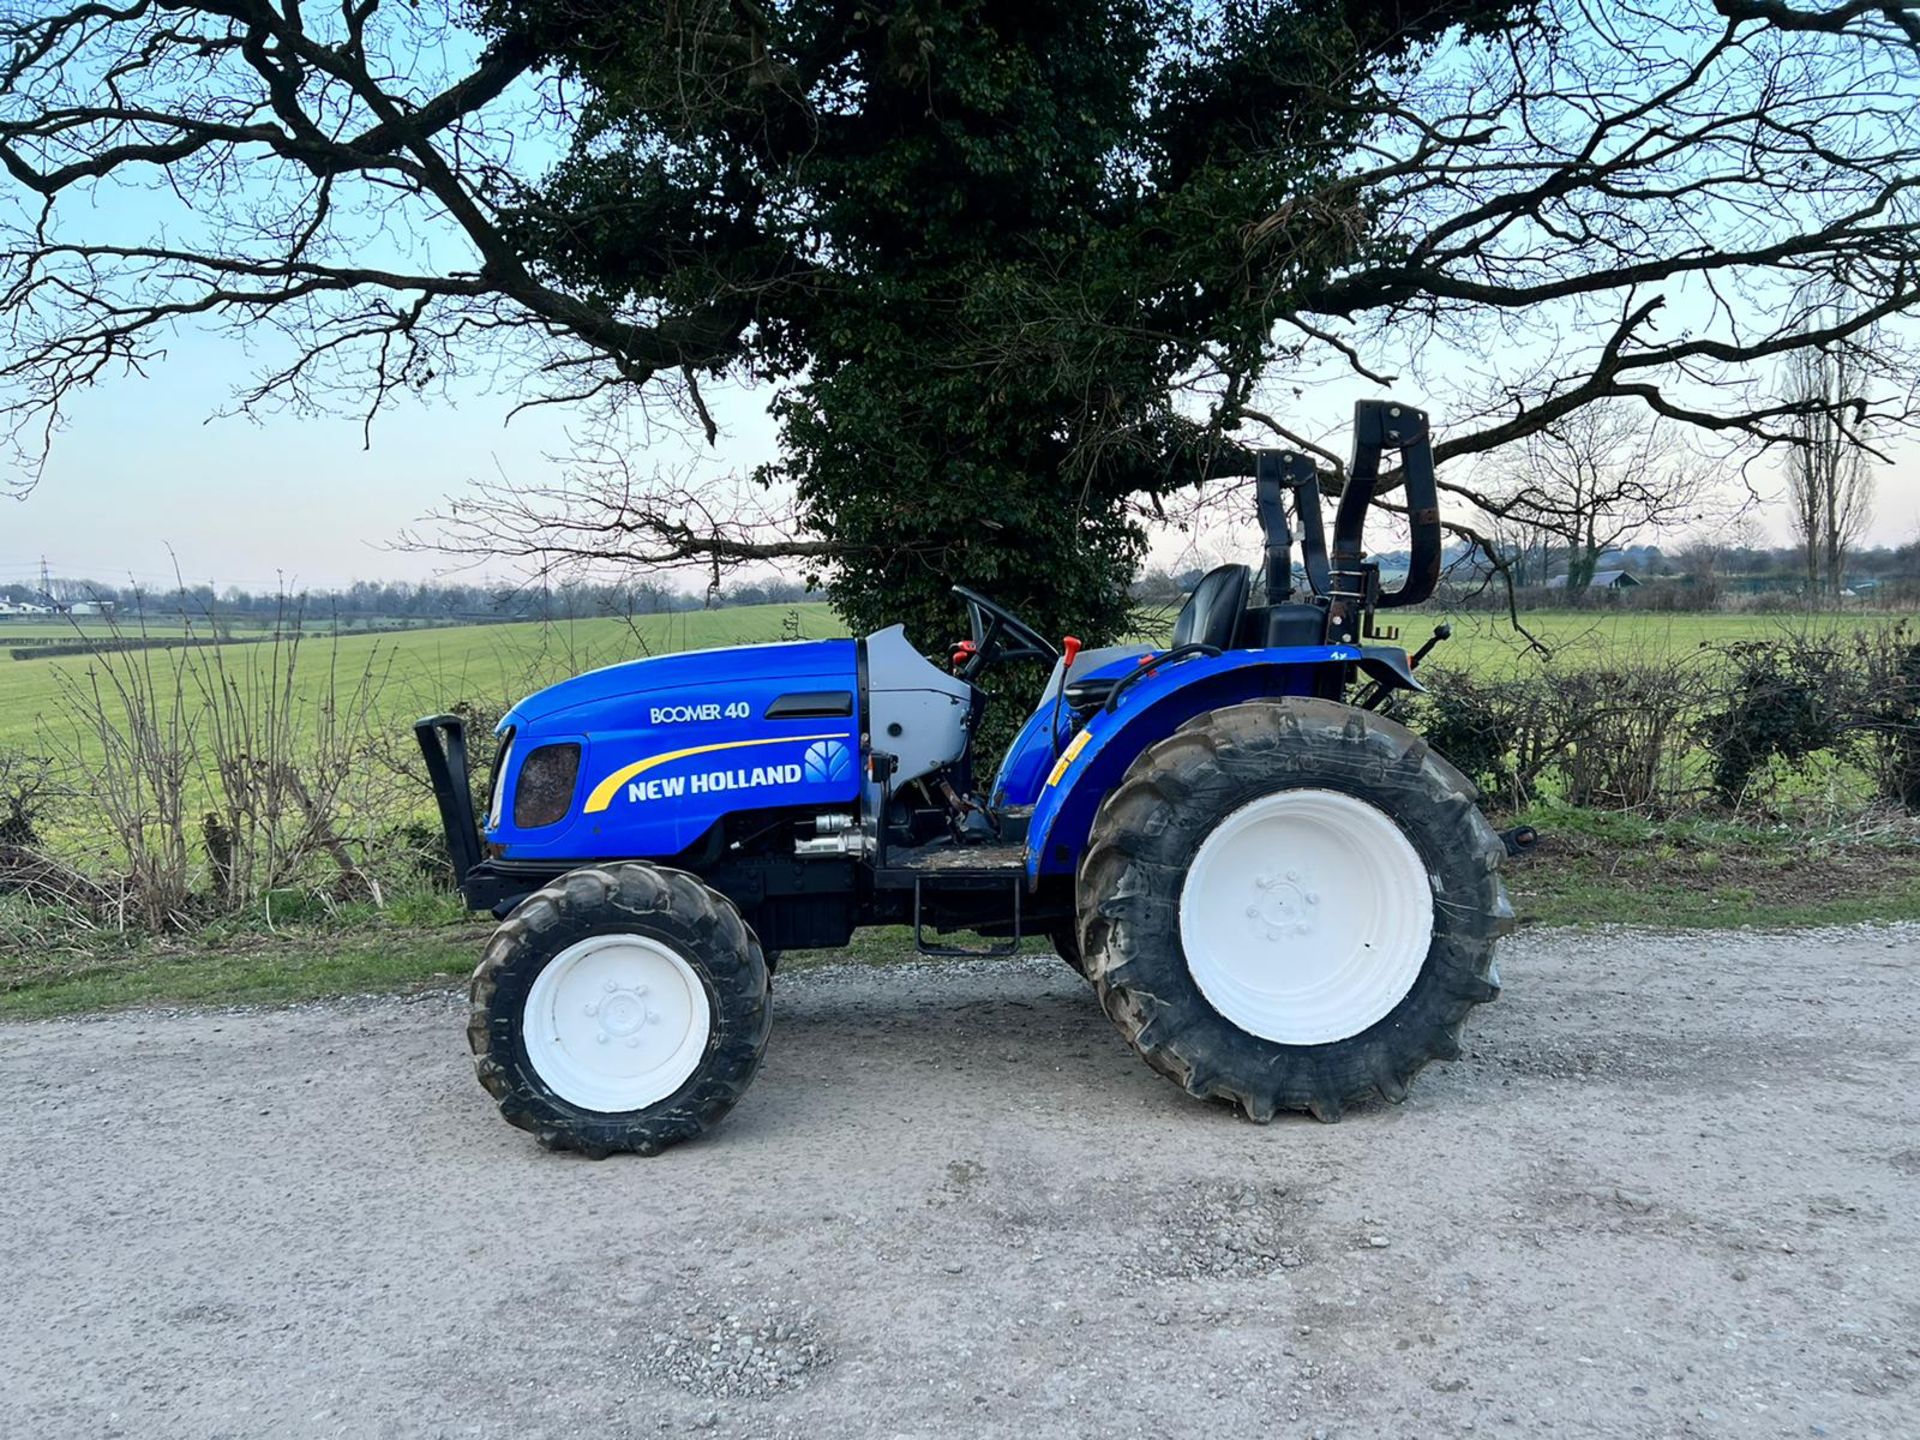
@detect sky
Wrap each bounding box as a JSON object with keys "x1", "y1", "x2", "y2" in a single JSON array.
[
  {"x1": 0, "y1": 333, "x2": 776, "y2": 595},
  {"x1": 3, "y1": 312, "x2": 1920, "y2": 599},
  {"x1": 6, "y1": 326, "x2": 1916, "y2": 600},
  {"x1": 5, "y1": 9, "x2": 1919, "y2": 599}
]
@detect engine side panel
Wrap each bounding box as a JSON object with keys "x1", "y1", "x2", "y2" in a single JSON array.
[
  {"x1": 489, "y1": 638, "x2": 862, "y2": 861},
  {"x1": 861, "y1": 624, "x2": 975, "y2": 819}
]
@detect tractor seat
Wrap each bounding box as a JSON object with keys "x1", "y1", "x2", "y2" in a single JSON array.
[
  {"x1": 1063, "y1": 673, "x2": 1123, "y2": 710},
  {"x1": 1057, "y1": 642, "x2": 1152, "y2": 712},
  {"x1": 1172, "y1": 564, "x2": 1252, "y2": 652},
  {"x1": 1059, "y1": 567, "x2": 1250, "y2": 712}
]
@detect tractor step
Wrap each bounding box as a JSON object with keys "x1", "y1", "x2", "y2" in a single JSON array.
[
  {"x1": 911, "y1": 873, "x2": 1022, "y2": 957},
  {"x1": 875, "y1": 836, "x2": 1027, "y2": 887}
]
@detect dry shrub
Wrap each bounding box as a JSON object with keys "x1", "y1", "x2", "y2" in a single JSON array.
[
  {"x1": 45, "y1": 601, "x2": 412, "y2": 930},
  {"x1": 50, "y1": 626, "x2": 199, "y2": 927},
  {"x1": 0, "y1": 748, "x2": 56, "y2": 846},
  {"x1": 1545, "y1": 660, "x2": 1706, "y2": 810},
  {"x1": 1856, "y1": 624, "x2": 1920, "y2": 810},
  {"x1": 1413, "y1": 656, "x2": 1710, "y2": 814},
  {"x1": 1415, "y1": 620, "x2": 1920, "y2": 819},
  {"x1": 1698, "y1": 622, "x2": 1920, "y2": 812},
  {"x1": 191, "y1": 615, "x2": 404, "y2": 907}
]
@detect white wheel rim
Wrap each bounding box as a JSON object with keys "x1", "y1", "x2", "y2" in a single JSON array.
[
  {"x1": 1178, "y1": 787, "x2": 1434, "y2": 1046},
  {"x1": 522, "y1": 934, "x2": 712, "y2": 1112}
]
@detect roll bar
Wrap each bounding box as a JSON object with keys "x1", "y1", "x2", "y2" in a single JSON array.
[
  {"x1": 1251, "y1": 399, "x2": 1444, "y2": 642},
  {"x1": 1339, "y1": 401, "x2": 1442, "y2": 611}
]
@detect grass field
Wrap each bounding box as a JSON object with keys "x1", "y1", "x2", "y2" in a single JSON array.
[
  {"x1": 0, "y1": 602, "x2": 841, "y2": 752},
  {"x1": 4, "y1": 601, "x2": 1912, "y2": 751},
  {"x1": 1398, "y1": 606, "x2": 1916, "y2": 675}
]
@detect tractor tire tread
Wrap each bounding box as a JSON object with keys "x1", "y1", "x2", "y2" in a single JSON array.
[
  {"x1": 1077, "y1": 698, "x2": 1507, "y2": 1123},
  {"x1": 467, "y1": 862, "x2": 771, "y2": 1156}
]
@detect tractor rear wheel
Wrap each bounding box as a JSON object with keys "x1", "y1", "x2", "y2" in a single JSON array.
[
  {"x1": 1077, "y1": 698, "x2": 1510, "y2": 1122},
  {"x1": 469, "y1": 863, "x2": 771, "y2": 1156},
  {"x1": 1049, "y1": 921, "x2": 1086, "y2": 977}
]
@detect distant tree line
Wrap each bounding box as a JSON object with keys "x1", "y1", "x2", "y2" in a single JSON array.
[
  {"x1": 0, "y1": 575, "x2": 818, "y2": 623},
  {"x1": 7, "y1": 533, "x2": 1912, "y2": 629}
]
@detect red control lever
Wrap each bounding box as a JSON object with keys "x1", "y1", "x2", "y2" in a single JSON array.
[{"x1": 1061, "y1": 635, "x2": 1082, "y2": 670}]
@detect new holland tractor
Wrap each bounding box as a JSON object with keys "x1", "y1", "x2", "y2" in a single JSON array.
[{"x1": 417, "y1": 400, "x2": 1514, "y2": 1155}]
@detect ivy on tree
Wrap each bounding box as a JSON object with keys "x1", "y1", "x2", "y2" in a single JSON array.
[{"x1": 493, "y1": 0, "x2": 1528, "y2": 647}]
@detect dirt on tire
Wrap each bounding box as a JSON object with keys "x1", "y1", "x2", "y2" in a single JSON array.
[{"x1": 3, "y1": 923, "x2": 1917, "y2": 1439}]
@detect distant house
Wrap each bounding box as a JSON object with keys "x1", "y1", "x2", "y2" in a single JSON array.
[
  {"x1": 0, "y1": 600, "x2": 54, "y2": 615},
  {"x1": 1545, "y1": 569, "x2": 1642, "y2": 591},
  {"x1": 68, "y1": 600, "x2": 114, "y2": 617}
]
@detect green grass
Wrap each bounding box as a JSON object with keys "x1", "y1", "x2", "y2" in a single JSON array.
[
  {"x1": 0, "y1": 930, "x2": 480, "y2": 1018},
  {"x1": 1503, "y1": 803, "x2": 1920, "y2": 929},
  {"x1": 0, "y1": 602, "x2": 841, "y2": 753},
  {"x1": 1407, "y1": 607, "x2": 1915, "y2": 677},
  {"x1": 0, "y1": 888, "x2": 489, "y2": 1018}
]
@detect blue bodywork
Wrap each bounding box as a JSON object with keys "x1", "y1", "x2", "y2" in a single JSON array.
[
  {"x1": 486, "y1": 629, "x2": 1416, "y2": 881},
  {"x1": 488, "y1": 639, "x2": 862, "y2": 861}
]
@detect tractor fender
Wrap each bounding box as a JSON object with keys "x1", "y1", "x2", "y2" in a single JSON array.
[{"x1": 1023, "y1": 645, "x2": 1416, "y2": 881}]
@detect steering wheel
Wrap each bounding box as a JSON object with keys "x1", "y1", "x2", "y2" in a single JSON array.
[{"x1": 950, "y1": 585, "x2": 1059, "y2": 680}]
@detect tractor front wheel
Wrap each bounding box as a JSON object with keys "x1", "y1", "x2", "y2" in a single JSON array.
[
  {"x1": 1078, "y1": 698, "x2": 1510, "y2": 1122},
  {"x1": 469, "y1": 863, "x2": 771, "y2": 1156}
]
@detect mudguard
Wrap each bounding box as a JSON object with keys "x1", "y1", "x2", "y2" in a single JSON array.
[{"x1": 1022, "y1": 645, "x2": 1418, "y2": 880}]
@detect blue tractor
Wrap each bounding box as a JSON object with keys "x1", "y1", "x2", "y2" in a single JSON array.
[{"x1": 418, "y1": 401, "x2": 1513, "y2": 1155}]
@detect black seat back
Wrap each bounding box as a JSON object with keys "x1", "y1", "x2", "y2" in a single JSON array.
[
  {"x1": 1172, "y1": 564, "x2": 1251, "y2": 651},
  {"x1": 1238, "y1": 600, "x2": 1327, "y2": 648}
]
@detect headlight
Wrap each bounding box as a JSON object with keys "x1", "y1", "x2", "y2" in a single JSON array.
[
  {"x1": 513, "y1": 743, "x2": 581, "y2": 829},
  {"x1": 486, "y1": 728, "x2": 515, "y2": 829}
]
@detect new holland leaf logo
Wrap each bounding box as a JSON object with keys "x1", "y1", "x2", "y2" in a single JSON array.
[
  {"x1": 583, "y1": 734, "x2": 853, "y2": 813},
  {"x1": 802, "y1": 739, "x2": 853, "y2": 784}
]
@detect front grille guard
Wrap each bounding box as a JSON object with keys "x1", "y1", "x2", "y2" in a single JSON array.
[{"x1": 414, "y1": 714, "x2": 484, "y2": 886}]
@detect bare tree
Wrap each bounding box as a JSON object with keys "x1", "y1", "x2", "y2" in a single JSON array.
[
  {"x1": 3, "y1": 0, "x2": 1920, "y2": 603},
  {"x1": 1674, "y1": 534, "x2": 1727, "y2": 585},
  {"x1": 1783, "y1": 319, "x2": 1879, "y2": 597},
  {"x1": 0, "y1": 0, "x2": 725, "y2": 491},
  {"x1": 415, "y1": 444, "x2": 845, "y2": 595},
  {"x1": 1462, "y1": 403, "x2": 1717, "y2": 591}
]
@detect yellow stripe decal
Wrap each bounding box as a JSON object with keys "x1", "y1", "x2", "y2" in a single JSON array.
[
  {"x1": 1045, "y1": 728, "x2": 1094, "y2": 789},
  {"x1": 583, "y1": 734, "x2": 848, "y2": 814}
]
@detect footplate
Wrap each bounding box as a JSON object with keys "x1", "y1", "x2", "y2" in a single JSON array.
[{"x1": 912, "y1": 875, "x2": 1022, "y2": 958}]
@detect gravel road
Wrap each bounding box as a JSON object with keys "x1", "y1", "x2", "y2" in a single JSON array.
[{"x1": 4, "y1": 924, "x2": 1918, "y2": 1439}]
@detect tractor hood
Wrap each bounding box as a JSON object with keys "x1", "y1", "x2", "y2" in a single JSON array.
[
  {"x1": 488, "y1": 636, "x2": 865, "y2": 861},
  {"x1": 506, "y1": 638, "x2": 857, "y2": 727}
]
